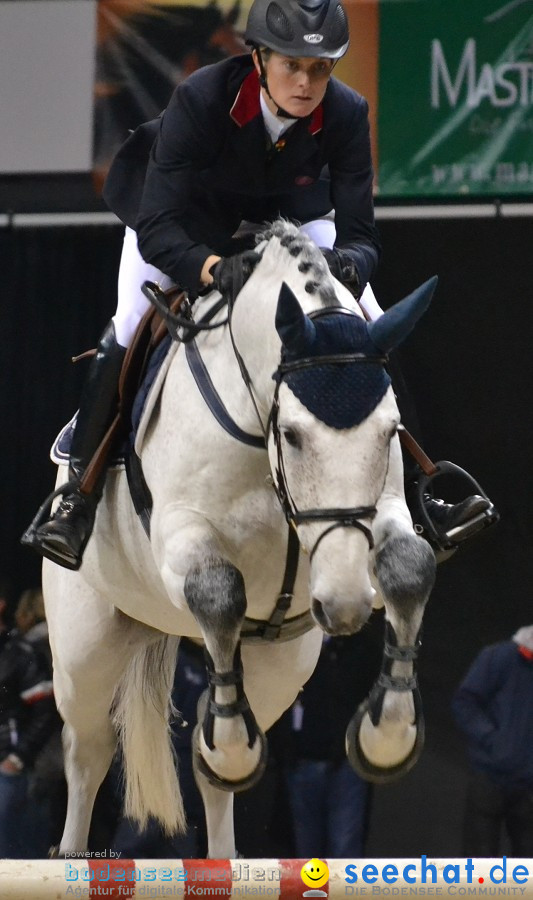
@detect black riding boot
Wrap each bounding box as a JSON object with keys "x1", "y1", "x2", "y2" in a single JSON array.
[{"x1": 22, "y1": 321, "x2": 126, "y2": 570}]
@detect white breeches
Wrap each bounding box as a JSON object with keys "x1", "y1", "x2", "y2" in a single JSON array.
[
  {"x1": 112, "y1": 221, "x2": 384, "y2": 349},
  {"x1": 112, "y1": 228, "x2": 174, "y2": 348},
  {"x1": 358, "y1": 284, "x2": 384, "y2": 321},
  {"x1": 299, "y1": 216, "x2": 384, "y2": 322}
]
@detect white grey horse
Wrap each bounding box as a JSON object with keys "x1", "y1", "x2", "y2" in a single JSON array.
[{"x1": 43, "y1": 220, "x2": 436, "y2": 859}]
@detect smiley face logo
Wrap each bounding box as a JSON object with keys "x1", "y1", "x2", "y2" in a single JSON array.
[{"x1": 301, "y1": 858, "x2": 329, "y2": 890}]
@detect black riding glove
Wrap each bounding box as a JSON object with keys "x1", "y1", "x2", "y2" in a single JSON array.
[
  {"x1": 321, "y1": 248, "x2": 361, "y2": 297},
  {"x1": 210, "y1": 251, "x2": 261, "y2": 298}
]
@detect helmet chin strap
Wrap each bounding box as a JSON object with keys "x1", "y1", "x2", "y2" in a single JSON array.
[{"x1": 255, "y1": 47, "x2": 306, "y2": 119}]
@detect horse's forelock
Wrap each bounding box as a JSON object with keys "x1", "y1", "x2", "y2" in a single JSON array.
[{"x1": 257, "y1": 219, "x2": 338, "y2": 307}]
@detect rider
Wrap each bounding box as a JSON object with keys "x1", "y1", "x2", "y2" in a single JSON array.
[{"x1": 22, "y1": 0, "x2": 494, "y2": 571}]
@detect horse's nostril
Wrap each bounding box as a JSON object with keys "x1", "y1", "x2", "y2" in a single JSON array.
[{"x1": 312, "y1": 598, "x2": 327, "y2": 627}]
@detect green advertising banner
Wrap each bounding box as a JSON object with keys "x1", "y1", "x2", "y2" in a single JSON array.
[{"x1": 377, "y1": 0, "x2": 533, "y2": 198}]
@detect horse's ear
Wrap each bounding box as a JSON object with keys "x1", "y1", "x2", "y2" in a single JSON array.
[
  {"x1": 367, "y1": 276, "x2": 438, "y2": 353},
  {"x1": 275, "y1": 282, "x2": 316, "y2": 354}
]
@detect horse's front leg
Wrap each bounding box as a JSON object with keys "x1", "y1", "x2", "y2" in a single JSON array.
[
  {"x1": 347, "y1": 435, "x2": 436, "y2": 782},
  {"x1": 184, "y1": 556, "x2": 267, "y2": 856}
]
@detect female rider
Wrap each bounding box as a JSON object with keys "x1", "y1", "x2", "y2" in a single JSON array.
[{"x1": 23, "y1": 0, "x2": 491, "y2": 570}]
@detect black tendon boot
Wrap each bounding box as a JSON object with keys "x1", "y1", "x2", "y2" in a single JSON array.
[{"x1": 22, "y1": 321, "x2": 126, "y2": 570}]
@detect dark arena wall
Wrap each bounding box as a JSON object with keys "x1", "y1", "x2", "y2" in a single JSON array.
[{"x1": 1, "y1": 214, "x2": 531, "y2": 855}]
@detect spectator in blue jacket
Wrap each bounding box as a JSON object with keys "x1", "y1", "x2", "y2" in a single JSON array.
[{"x1": 452, "y1": 626, "x2": 533, "y2": 856}]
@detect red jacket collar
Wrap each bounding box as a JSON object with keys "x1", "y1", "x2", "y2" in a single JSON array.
[{"x1": 230, "y1": 69, "x2": 323, "y2": 135}]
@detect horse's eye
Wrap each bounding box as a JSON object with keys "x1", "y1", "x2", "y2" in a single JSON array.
[{"x1": 283, "y1": 428, "x2": 301, "y2": 449}]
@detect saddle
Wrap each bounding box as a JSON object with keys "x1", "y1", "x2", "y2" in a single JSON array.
[{"x1": 79, "y1": 287, "x2": 187, "y2": 496}]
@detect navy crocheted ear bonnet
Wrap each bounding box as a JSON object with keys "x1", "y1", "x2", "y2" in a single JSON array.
[
  {"x1": 274, "y1": 275, "x2": 438, "y2": 429},
  {"x1": 275, "y1": 284, "x2": 390, "y2": 430}
]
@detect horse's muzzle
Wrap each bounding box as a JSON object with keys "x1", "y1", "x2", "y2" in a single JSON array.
[{"x1": 311, "y1": 596, "x2": 372, "y2": 636}]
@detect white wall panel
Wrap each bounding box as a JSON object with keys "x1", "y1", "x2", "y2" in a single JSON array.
[{"x1": 0, "y1": 0, "x2": 96, "y2": 173}]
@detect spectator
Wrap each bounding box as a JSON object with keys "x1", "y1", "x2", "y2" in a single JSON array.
[
  {"x1": 14, "y1": 588, "x2": 66, "y2": 857},
  {"x1": 284, "y1": 611, "x2": 384, "y2": 857},
  {"x1": 452, "y1": 626, "x2": 533, "y2": 856},
  {"x1": 0, "y1": 586, "x2": 56, "y2": 857},
  {"x1": 15, "y1": 588, "x2": 51, "y2": 670}
]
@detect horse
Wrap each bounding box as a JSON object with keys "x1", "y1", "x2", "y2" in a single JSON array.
[{"x1": 43, "y1": 219, "x2": 437, "y2": 859}]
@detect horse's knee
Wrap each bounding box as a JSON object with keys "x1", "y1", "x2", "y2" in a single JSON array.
[
  {"x1": 376, "y1": 533, "x2": 435, "y2": 610},
  {"x1": 185, "y1": 558, "x2": 246, "y2": 630}
]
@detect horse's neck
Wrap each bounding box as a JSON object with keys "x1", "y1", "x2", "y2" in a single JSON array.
[
  {"x1": 190, "y1": 240, "x2": 360, "y2": 425},
  {"x1": 195, "y1": 292, "x2": 275, "y2": 435},
  {"x1": 143, "y1": 292, "x2": 271, "y2": 473},
  {"x1": 228, "y1": 257, "x2": 344, "y2": 411}
]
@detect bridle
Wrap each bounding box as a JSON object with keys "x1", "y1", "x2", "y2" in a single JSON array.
[
  {"x1": 229, "y1": 304, "x2": 388, "y2": 562},
  {"x1": 268, "y1": 308, "x2": 389, "y2": 561}
]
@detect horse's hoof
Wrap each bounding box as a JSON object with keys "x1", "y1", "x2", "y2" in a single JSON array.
[
  {"x1": 345, "y1": 697, "x2": 425, "y2": 784},
  {"x1": 192, "y1": 723, "x2": 268, "y2": 793},
  {"x1": 48, "y1": 845, "x2": 65, "y2": 859}
]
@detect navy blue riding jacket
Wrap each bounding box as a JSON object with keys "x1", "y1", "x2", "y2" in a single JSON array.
[
  {"x1": 452, "y1": 641, "x2": 533, "y2": 788},
  {"x1": 103, "y1": 54, "x2": 381, "y2": 292}
]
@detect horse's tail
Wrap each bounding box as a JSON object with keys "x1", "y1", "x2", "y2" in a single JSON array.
[{"x1": 112, "y1": 634, "x2": 186, "y2": 834}]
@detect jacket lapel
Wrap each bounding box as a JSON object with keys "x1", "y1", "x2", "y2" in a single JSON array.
[
  {"x1": 230, "y1": 70, "x2": 269, "y2": 191},
  {"x1": 229, "y1": 69, "x2": 324, "y2": 192}
]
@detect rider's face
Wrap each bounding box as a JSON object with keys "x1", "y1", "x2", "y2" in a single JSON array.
[{"x1": 253, "y1": 50, "x2": 334, "y2": 118}]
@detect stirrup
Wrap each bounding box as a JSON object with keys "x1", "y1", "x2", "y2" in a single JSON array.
[
  {"x1": 20, "y1": 479, "x2": 83, "y2": 570},
  {"x1": 412, "y1": 461, "x2": 499, "y2": 555}
]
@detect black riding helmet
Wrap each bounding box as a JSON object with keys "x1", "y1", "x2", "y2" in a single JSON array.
[
  {"x1": 245, "y1": 0, "x2": 350, "y2": 60},
  {"x1": 245, "y1": 0, "x2": 349, "y2": 117}
]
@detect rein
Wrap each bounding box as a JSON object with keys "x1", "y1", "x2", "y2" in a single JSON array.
[{"x1": 141, "y1": 282, "x2": 228, "y2": 343}]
